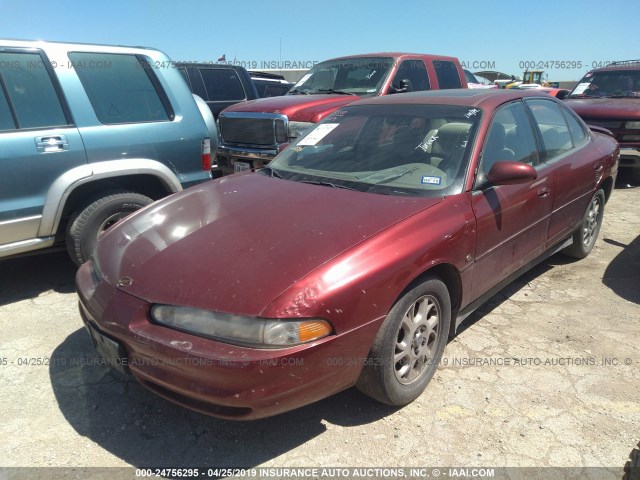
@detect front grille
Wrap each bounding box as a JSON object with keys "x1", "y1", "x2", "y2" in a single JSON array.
[{"x1": 220, "y1": 116, "x2": 278, "y2": 146}]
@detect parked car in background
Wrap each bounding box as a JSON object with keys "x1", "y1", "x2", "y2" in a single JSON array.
[
  {"x1": 0, "y1": 39, "x2": 216, "y2": 265},
  {"x1": 249, "y1": 71, "x2": 294, "y2": 97},
  {"x1": 510, "y1": 85, "x2": 570, "y2": 99},
  {"x1": 464, "y1": 69, "x2": 498, "y2": 89},
  {"x1": 77, "y1": 89, "x2": 618, "y2": 420},
  {"x1": 564, "y1": 60, "x2": 640, "y2": 183},
  {"x1": 216, "y1": 52, "x2": 468, "y2": 175},
  {"x1": 176, "y1": 63, "x2": 260, "y2": 119}
]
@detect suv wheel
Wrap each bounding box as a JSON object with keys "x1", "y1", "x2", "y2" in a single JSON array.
[{"x1": 66, "y1": 191, "x2": 153, "y2": 266}]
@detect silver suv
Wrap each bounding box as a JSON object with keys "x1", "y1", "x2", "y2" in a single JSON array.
[{"x1": 0, "y1": 39, "x2": 216, "y2": 265}]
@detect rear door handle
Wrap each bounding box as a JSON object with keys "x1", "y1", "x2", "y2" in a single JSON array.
[
  {"x1": 35, "y1": 135, "x2": 69, "y2": 153},
  {"x1": 538, "y1": 186, "x2": 550, "y2": 198}
]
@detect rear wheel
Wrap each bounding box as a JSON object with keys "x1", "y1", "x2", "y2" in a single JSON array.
[
  {"x1": 563, "y1": 189, "x2": 605, "y2": 259},
  {"x1": 66, "y1": 191, "x2": 153, "y2": 266},
  {"x1": 356, "y1": 276, "x2": 451, "y2": 406}
]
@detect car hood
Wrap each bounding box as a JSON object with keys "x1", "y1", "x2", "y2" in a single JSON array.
[
  {"x1": 222, "y1": 95, "x2": 359, "y2": 122},
  {"x1": 95, "y1": 173, "x2": 441, "y2": 316},
  {"x1": 564, "y1": 98, "x2": 640, "y2": 119}
]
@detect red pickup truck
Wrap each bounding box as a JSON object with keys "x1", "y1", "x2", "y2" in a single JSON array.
[
  {"x1": 564, "y1": 60, "x2": 640, "y2": 184},
  {"x1": 216, "y1": 52, "x2": 468, "y2": 175}
]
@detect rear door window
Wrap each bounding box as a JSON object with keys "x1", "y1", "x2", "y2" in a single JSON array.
[
  {"x1": 393, "y1": 60, "x2": 431, "y2": 92},
  {"x1": 0, "y1": 52, "x2": 67, "y2": 129},
  {"x1": 198, "y1": 68, "x2": 246, "y2": 101},
  {"x1": 69, "y1": 52, "x2": 173, "y2": 124},
  {"x1": 562, "y1": 107, "x2": 588, "y2": 146},
  {"x1": 526, "y1": 99, "x2": 573, "y2": 162},
  {"x1": 433, "y1": 60, "x2": 462, "y2": 89}
]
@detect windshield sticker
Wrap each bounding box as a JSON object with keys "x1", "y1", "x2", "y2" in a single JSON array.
[
  {"x1": 465, "y1": 108, "x2": 480, "y2": 119},
  {"x1": 294, "y1": 73, "x2": 311, "y2": 87},
  {"x1": 421, "y1": 176, "x2": 442, "y2": 185},
  {"x1": 367, "y1": 88, "x2": 377, "y2": 92},
  {"x1": 292, "y1": 146, "x2": 304, "y2": 152},
  {"x1": 366, "y1": 70, "x2": 377, "y2": 80},
  {"x1": 298, "y1": 123, "x2": 340, "y2": 146},
  {"x1": 416, "y1": 133, "x2": 438, "y2": 152},
  {"x1": 572, "y1": 83, "x2": 591, "y2": 95},
  {"x1": 585, "y1": 72, "x2": 593, "y2": 78}
]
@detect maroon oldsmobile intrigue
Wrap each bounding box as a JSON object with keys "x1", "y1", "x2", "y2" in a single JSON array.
[{"x1": 76, "y1": 89, "x2": 618, "y2": 420}]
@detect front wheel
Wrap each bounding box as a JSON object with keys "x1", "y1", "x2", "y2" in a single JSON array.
[
  {"x1": 356, "y1": 276, "x2": 451, "y2": 406},
  {"x1": 66, "y1": 191, "x2": 153, "y2": 266},
  {"x1": 563, "y1": 189, "x2": 605, "y2": 259}
]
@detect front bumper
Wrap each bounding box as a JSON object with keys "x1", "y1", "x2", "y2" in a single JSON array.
[
  {"x1": 76, "y1": 261, "x2": 382, "y2": 420},
  {"x1": 216, "y1": 144, "x2": 288, "y2": 176}
]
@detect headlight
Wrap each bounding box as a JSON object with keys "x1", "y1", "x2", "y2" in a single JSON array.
[
  {"x1": 288, "y1": 121, "x2": 314, "y2": 141},
  {"x1": 625, "y1": 121, "x2": 640, "y2": 129},
  {"x1": 150, "y1": 305, "x2": 332, "y2": 348}
]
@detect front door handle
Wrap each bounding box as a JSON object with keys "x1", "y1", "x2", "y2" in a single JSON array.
[{"x1": 35, "y1": 135, "x2": 69, "y2": 153}]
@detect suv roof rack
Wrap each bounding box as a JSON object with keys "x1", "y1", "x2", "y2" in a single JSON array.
[{"x1": 608, "y1": 60, "x2": 640, "y2": 66}]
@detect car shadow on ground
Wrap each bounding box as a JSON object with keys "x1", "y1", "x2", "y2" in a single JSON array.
[
  {"x1": 453, "y1": 258, "x2": 557, "y2": 337},
  {"x1": 44, "y1": 251, "x2": 584, "y2": 468},
  {"x1": 0, "y1": 251, "x2": 76, "y2": 306},
  {"x1": 603, "y1": 234, "x2": 640, "y2": 305},
  {"x1": 40, "y1": 239, "x2": 636, "y2": 468},
  {"x1": 49, "y1": 328, "x2": 399, "y2": 468}
]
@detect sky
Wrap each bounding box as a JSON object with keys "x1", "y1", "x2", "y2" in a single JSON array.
[{"x1": 1, "y1": 0, "x2": 639, "y2": 81}]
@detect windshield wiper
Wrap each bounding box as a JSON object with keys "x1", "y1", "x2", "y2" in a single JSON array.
[
  {"x1": 358, "y1": 166, "x2": 420, "y2": 185},
  {"x1": 315, "y1": 89, "x2": 357, "y2": 96},
  {"x1": 288, "y1": 89, "x2": 309, "y2": 95},
  {"x1": 299, "y1": 180, "x2": 358, "y2": 191}
]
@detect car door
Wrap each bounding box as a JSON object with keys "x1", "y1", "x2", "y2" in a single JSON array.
[
  {"x1": 0, "y1": 49, "x2": 86, "y2": 248},
  {"x1": 470, "y1": 100, "x2": 552, "y2": 299},
  {"x1": 524, "y1": 98, "x2": 598, "y2": 248}
]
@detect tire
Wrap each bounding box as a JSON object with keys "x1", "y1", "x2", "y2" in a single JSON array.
[
  {"x1": 356, "y1": 276, "x2": 451, "y2": 406},
  {"x1": 66, "y1": 191, "x2": 153, "y2": 266},
  {"x1": 563, "y1": 189, "x2": 605, "y2": 259}
]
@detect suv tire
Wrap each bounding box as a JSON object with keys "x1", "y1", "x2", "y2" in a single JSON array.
[{"x1": 66, "y1": 191, "x2": 153, "y2": 266}]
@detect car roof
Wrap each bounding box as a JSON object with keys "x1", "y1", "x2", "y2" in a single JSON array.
[
  {"x1": 587, "y1": 60, "x2": 640, "y2": 73},
  {"x1": 352, "y1": 88, "x2": 554, "y2": 110},
  {"x1": 323, "y1": 52, "x2": 461, "y2": 63}
]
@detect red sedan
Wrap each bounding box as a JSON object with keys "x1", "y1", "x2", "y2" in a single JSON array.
[{"x1": 76, "y1": 89, "x2": 618, "y2": 419}]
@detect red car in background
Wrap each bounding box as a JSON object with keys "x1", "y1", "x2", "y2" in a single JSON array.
[{"x1": 76, "y1": 89, "x2": 618, "y2": 420}]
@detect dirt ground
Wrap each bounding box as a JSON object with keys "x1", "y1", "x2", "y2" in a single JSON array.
[{"x1": 0, "y1": 186, "x2": 638, "y2": 478}]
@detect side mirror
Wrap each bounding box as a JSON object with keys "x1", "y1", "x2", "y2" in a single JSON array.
[
  {"x1": 390, "y1": 79, "x2": 413, "y2": 94},
  {"x1": 486, "y1": 161, "x2": 537, "y2": 186}
]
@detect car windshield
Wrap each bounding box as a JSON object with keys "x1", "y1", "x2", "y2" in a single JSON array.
[
  {"x1": 264, "y1": 103, "x2": 481, "y2": 197},
  {"x1": 569, "y1": 69, "x2": 640, "y2": 98},
  {"x1": 288, "y1": 57, "x2": 394, "y2": 96}
]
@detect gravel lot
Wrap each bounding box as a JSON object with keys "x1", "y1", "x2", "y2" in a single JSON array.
[{"x1": 0, "y1": 186, "x2": 638, "y2": 478}]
